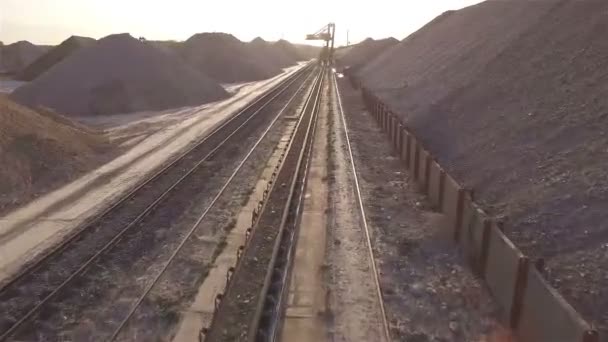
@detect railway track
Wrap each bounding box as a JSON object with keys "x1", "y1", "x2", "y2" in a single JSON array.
[
  {"x1": 0, "y1": 64, "x2": 316, "y2": 341},
  {"x1": 332, "y1": 71, "x2": 391, "y2": 341},
  {"x1": 203, "y1": 66, "x2": 326, "y2": 342}
]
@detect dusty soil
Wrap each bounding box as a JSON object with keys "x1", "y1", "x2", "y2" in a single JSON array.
[
  {"x1": 333, "y1": 76, "x2": 509, "y2": 341},
  {"x1": 358, "y1": 0, "x2": 608, "y2": 334},
  {"x1": 0, "y1": 41, "x2": 49, "y2": 74},
  {"x1": 16, "y1": 36, "x2": 96, "y2": 81},
  {"x1": 0, "y1": 95, "x2": 112, "y2": 215},
  {"x1": 11, "y1": 33, "x2": 228, "y2": 116}
]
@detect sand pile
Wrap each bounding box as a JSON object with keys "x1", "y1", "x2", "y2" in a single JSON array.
[
  {"x1": 336, "y1": 37, "x2": 398, "y2": 70},
  {"x1": 180, "y1": 33, "x2": 282, "y2": 83},
  {"x1": 358, "y1": 0, "x2": 608, "y2": 333},
  {"x1": 0, "y1": 95, "x2": 111, "y2": 212},
  {"x1": 11, "y1": 33, "x2": 228, "y2": 116},
  {"x1": 248, "y1": 37, "x2": 296, "y2": 69},
  {"x1": 0, "y1": 41, "x2": 49, "y2": 74},
  {"x1": 17, "y1": 36, "x2": 96, "y2": 81}
]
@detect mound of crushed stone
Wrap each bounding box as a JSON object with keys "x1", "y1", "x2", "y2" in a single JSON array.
[
  {"x1": 274, "y1": 39, "x2": 305, "y2": 61},
  {"x1": 0, "y1": 41, "x2": 50, "y2": 74},
  {"x1": 358, "y1": 0, "x2": 608, "y2": 333},
  {"x1": 11, "y1": 33, "x2": 228, "y2": 116},
  {"x1": 336, "y1": 37, "x2": 398, "y2": 70},
  {"x1": 17, "y1": 36, "x2": 96, "y2": 81},
  {"x1": 273, "y1": 39, "x2": 319, "y2": 61},
  {"x1": 149, "y1": 40, "x2": 182, "y2": 58},
  {"x1": 180, "y1": 33, "x2": 282, "y2": 83},
  {"x1": 248, "y1": 37, "x2": 296, "y2": 69},
  {"x1": 293, "y1": 42, "x2": 321, "y2": 60},
  {"x1": 0, "y1": 95, "x2": 111, "y2": 213}
]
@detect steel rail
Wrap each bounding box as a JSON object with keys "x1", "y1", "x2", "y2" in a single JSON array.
[
  {"x1": 0, "y1": 63, "x2": 311, "y2": 294},
  {"x1": 0, "y1": 65, "x2": 314, "y2": 341},
  {"x1": 202, "y1": 67, "x2": 324, "y2": 342},
  {"x1": 250, "y1": 67, "x2": 325, "y2": 342},
  {"x1": 332, "y1": 71, "x2": 391, "y2": 342},
  {"x1": 108, "y1": 67, "x2": 318, "y2": 341}
]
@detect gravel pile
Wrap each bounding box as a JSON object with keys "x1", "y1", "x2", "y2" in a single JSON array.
[
  {"x1": 0, "y1": 41, "x2": 50, "y2": 74},
  {"x1": 17, "y1": 36, "x2": 96, "y2": 81},
  {"x1": 149, "y1": 40, "x2": 182, "y2": 58},
  {"x1": 335, "y1": 37, "x2": 398, "y2": 71},
  {"x1": 358, "y1": 0, "x2": 608, "y2": 334},
  {"x1": 248, "y1": 37, "x2": 296, "y2": 69},
  {"x1": 292, "y1": 42, "x2": 321, "y2": 60},
  {"x1": 179, "y1": 32, "x2": 282, "y2": 83},
  {"x1": 11, "y1": 33, "x2": 228, "y2": 116},
  {"x1": 274, "y1": 39, "x2": 305, "y2": 62},
  {"x1": 361, "y1": 1, "x2": 555, "y2": 97},
  {"x1": 0, "y1": 95, "x2": 111, "y2": 213}
]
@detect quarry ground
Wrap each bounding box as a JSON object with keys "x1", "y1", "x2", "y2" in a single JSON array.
[
  {"x1": 2, "y1": 60, "x2": 598, "y2": 340},
  {"x1": 0, "y1": 65, "x2": 302, "y2": 286},
  {"x1": 3, "y1": 1, "x2": 608, "y2": 337}
]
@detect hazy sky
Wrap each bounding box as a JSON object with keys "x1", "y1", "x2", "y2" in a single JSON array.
[{"x1": 0, "y1": 0, "x2": 483, "y2": 45}]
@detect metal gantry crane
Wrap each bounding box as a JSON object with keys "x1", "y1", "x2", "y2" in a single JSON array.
[{"x1": 306, "y1": 23, "x2": 336, "y2": 64}]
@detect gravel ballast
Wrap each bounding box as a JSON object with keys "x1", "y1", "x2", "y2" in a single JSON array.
[{"x1": 331, "y1": 76, "x2": 509, "y2": 341}]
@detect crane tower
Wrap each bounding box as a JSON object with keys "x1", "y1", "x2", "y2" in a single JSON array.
[{"x1": 306, "y1": 23, "x2": 336, "y2": 64}]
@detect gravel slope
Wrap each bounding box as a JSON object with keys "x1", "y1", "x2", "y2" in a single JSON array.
[
  {"x1": 335, "y1": 37, "x2": 398, "y2": 71},
  {"x1": 179, "y1": 33, "x2": 282, "y2": 83},
  {"x1": 16, "y1": 36, "x2": 96, "y2": 81},
  {"x1": 248, "y1": 37, "x2": 297, "y2": 69},
  {"x1": 11, "y1": 33, "x2": 228, "y2": 116},
  {"x1": 0, "y1": 95, "x2": 111, "y2": 213},
  {"x1": 358, "y1": 0, "x2": 608, "y2": 334},
  {"x1": 0, "y1": 41, "x2": 49, "y2": 74}
]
